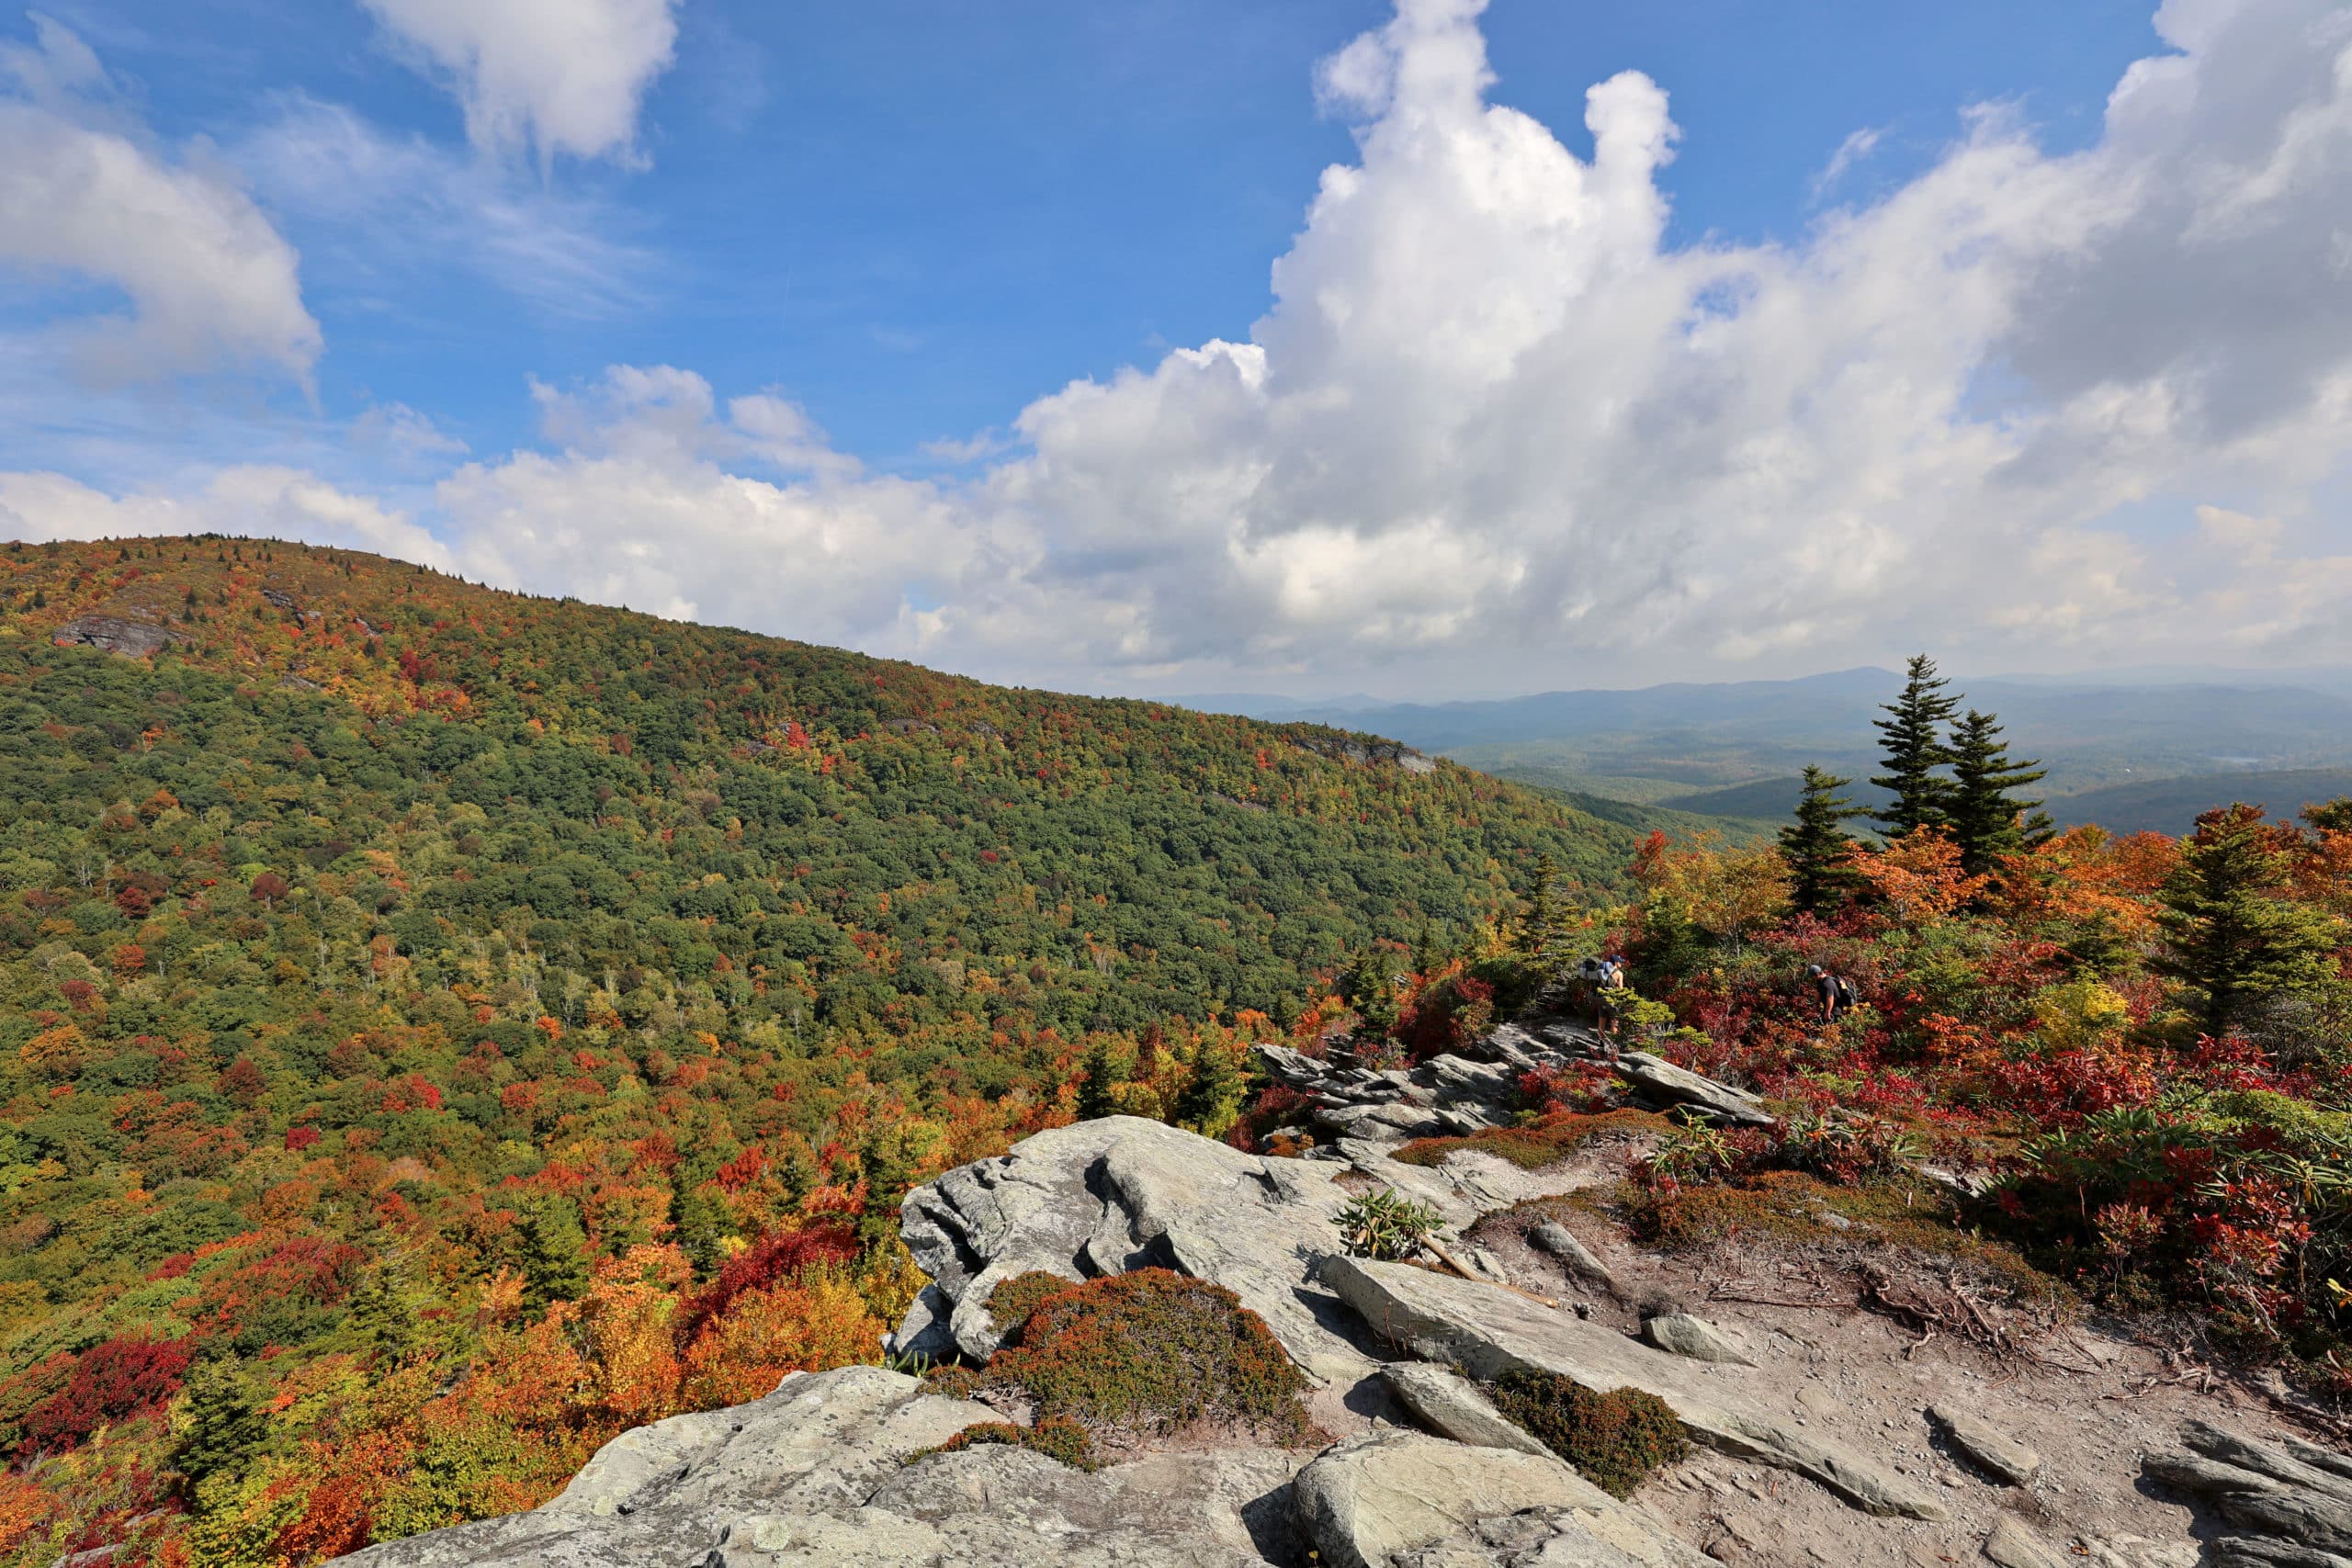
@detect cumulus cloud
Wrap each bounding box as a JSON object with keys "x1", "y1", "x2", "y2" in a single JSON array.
[
  {"x1": 14, "y1": 0, "x2": 2352, "y2": 694},
  {"x1": 0, "y1": 17, "x2": 320, "y2": 386},
  {"x1": 361, "y1": 0, "x2": 683, "y2": 169},
  {"x1": 435, "y1": 367, "x2": 975, "y2": 642}
]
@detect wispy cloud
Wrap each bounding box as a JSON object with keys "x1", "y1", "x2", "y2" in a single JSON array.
[
  {"x1": 1809, "y1": 124, "x2": 1883, "y2": 198},
  {"x1": 233, "y1": 97, "x2": 663, "y2": 321}
]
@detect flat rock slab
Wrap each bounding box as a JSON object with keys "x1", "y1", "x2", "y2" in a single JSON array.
[
  {"x1": 1982, "y1": 1517, "x2": 2070, "y2": 1568},
  {"x1": 1319, "y1": 1255, "x2": 1947, "y2": 1521},
  {"x1": 1379, "y1": 1361, "x2": 1551, "y2": 1457},
  {"x1": 895, "y1": 1115, "x2": 1374, "y2": 1382},
  {"x1": 336, "y1": 1366, "x2": 1302, "y2": 1567},
  {"x1": 1293, "y1": 1427, "x2": 1710, "y2": 1568},
  {"x1": 1929, "y1": 1403, "x2": 2041, "y2": 1486}
]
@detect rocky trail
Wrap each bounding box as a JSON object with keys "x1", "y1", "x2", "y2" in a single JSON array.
[{"x1": 345, "y1": 1019, "x2": 2352, "y2": 1567}]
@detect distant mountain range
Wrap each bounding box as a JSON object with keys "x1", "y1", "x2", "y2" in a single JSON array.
[{"x1": 1172, "y1": 668, "x2": 2352, "y2": 836}]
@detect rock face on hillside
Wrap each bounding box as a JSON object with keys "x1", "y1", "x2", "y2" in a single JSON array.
[{"x1": 51, "y1": 615, "x2": 183, "y2": 657}]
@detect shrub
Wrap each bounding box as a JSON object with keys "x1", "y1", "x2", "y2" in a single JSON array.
[
  {"x1": 979, "y1": 1269, "x2": 1313, "y2": 1443},
  {"x1": 1487, "y1": 1368, "x2": 1688, "y2": 1497},
  {"x1": 1395, "y1": 1108, "x2": 1671, "y2": 1170},
  {"x1": 18, "y1": 1335, "x2": 193, "y2": 1455},
  {"x1": 1334, "y1": 1187, "x2": 1443, "y2": 1260},
  {"x1": 987, "y1": 1269, "x2": 1080, "y2": 1337},
  {"x1": 910, "y1": 1416, "x2": 1099, "y2": 1472}
]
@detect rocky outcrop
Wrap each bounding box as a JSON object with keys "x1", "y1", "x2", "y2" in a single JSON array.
[
  {"x1": 891, "y1": 1115, "x2": 1374, "y2": 1382},
  {"x1": 1318, "y1": 1255, "x2": 1946, "y2": 1520},
  {"x1": 51, "y1": 615, "x2": 183, "y2": 658},
  {"x1": 1528, "y1": 1220, "x2": 1619, "y2": 1292},
  {"x1": 1253, "y1": 1043, "x2": 1521, "y2": 1144},
  {"x1": 1982, "y1": 1517, "x2": 2072, "y2": 1568},
  {"x1": 1292, "y1": 1428, "x2": 1711, "y2": 1568},
  {"x1": 1610, "y1": 1051, "x2": 1775, "y2": 1128},
  {"x1": 2143, "y1": 1421, "x2": 2352, "y2": 1565}
]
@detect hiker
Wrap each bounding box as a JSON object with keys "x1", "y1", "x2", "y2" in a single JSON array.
[
  {"x1": 1806, "y1": 963, "x2": 1855, "y2": 1025},
  {"x1": 1593, "y1": 953, "x2": 1631, "y2": 1057}
]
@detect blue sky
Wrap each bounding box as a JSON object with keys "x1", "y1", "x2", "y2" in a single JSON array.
[{"x1": 4, "y1": 0, "x2": 2350, "y2": 697}]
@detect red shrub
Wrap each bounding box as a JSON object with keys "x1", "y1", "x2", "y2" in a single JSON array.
[
  {"x1": 18, "y1": 1336, "x2": 191, "y2": 1454},
  {"x1": 675, "y1": 1223, "x2": 857, "y2": 1344}
]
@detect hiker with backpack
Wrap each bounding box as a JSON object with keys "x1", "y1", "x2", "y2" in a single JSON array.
[
  {"x1": 1592, "y1": 954, "x2": 1632, "y2": 1058},
  {"x1": 1807, "y1": 963, "x2": 1856, "y2": 1025}
]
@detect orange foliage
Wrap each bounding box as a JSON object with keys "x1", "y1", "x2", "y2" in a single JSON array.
[
  {"x1": 1853, "y1": 829, "x2": 1984, "y2": 923},
  {"x1": 678, "y1": 1273, "x2": 881, "y2": 1407}
]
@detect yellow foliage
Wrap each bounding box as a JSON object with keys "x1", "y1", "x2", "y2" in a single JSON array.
[
  {"x1": 1634, "y1": 833, "x2": 1792, "y2": 943},
  {"x1": 2032, "y1": 978, "x2": 2132, "y2": 1055},
  {"x1": 679, "y1": 1274, "x2": 883, "y2": 1408},
  {"x1": 18, "y1": 1025, "x2": 86, "y2": 1080}
]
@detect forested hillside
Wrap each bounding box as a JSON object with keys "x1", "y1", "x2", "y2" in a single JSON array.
[{"x1": 0, "y1": 536, "x2": 1643, "y2": 1564}]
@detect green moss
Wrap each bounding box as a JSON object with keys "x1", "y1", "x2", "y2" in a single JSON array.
[
  {"x1": 977, "y1": 1268, "x2": 1315, "y2": 1444},
  {"x1": 910, "y1": 1416, "x2": 1098, "y2": 1472},
  {"x1": 1393, "y1": 1109, "x2": 1674, "y2": 1170},
  {"x1": 1487, "y1": 1369, "x2": 1688, "y2": 1497}
]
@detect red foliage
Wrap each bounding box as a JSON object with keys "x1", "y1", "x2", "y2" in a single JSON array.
[
  {"x1": 674, "y1": 1223, "x2": 857, "y2": 1346},
  {"x1": 18, "y1": 1336, "x2": 191, "y2": 1455},
  {"x1": 285, "y1": 1125, "x2": 322, "y2": 1152}
]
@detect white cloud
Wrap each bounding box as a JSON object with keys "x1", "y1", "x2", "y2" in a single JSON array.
[
  {"x1": 0, "y1": 17, "x2": 320, "y2": 386},
  {"x1": 436, "y1": 367, "x2": 970, "y2": 640},
  {"x1": 361, "y1": 0, "x2": 682, "y2": 169}
]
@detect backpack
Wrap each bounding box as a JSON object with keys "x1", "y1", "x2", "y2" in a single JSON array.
[{"x1": 1832, "y1": 976, "x2": 1857, "y2": 1008}]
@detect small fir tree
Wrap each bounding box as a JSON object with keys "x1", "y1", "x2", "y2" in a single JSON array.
[
  {"x1": 518, "y1": 1197, "x2": 591, "y2": 1312},
  {"x1": 1173, "y1": 1040, "x2": 1245, "y2": 1137},
  {"x1": 175, "y1": 1359, "x2": 264, "y2": 1492},
  {"x1": 1779, "y1": 766, "x2": 1869, "y2": 913},
  {"x1": 1871, "y1": 654, "x2": 1959, "y2": 838},
  {"x1": 1077, "y1": 1038, "x2": 1125, "y2": 1121},
  {"x1": 2155, "y1": 804, "x2": 2343, "y2": 1038}
]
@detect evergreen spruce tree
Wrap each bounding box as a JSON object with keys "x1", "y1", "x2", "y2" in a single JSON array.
[
  {"x1": 1173, "y1": 1040, "x2": 1245, "y2": 1138},
  {"x1": 176, "y1": 1359, "x2": 264, "y2": 1492},
  {"x1": 2154, "y1": 805, "x2": 2343, "y2": 1038},
  {"x1": 671, "y1": 1185, "x2": 734, "y2": 1280},
  {"x1": 348, "y1": 1267, "x2": 417, "y2": 1362},
  {"x1": 855, "y1": 1141, "x2": 910, "y2": 1250},
  {"x1": 518, "y1": 1197, "x2": 590, "y2": 1312},
  {"x1": 1779, "y1": 766, "x2": 1869, "y2": 912},
  {"x1": 1946, "y1": 709, "x2": 2049, "y2": 874},
  {"x1": 1871, "y1": 654, "x2": 1959, "y2": 837},
  {"x1": 1515, "y1": 853, "x2": 1565, "y2": 969},
  {"x1": 1077, "y1": 1037, "x2": 1125, "y2": 1120}
]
